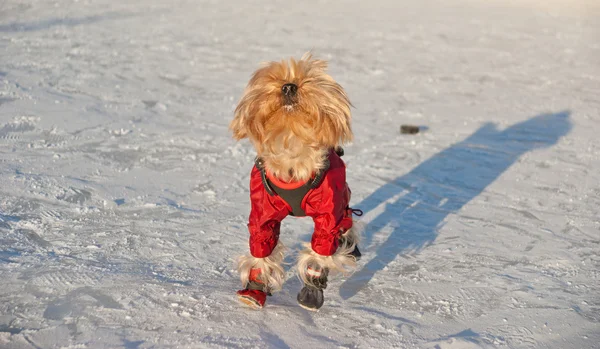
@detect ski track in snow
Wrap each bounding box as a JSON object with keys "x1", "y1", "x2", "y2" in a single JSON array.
[{"x1": 1, "y1": 0, "x2": 599, "y2": 348}]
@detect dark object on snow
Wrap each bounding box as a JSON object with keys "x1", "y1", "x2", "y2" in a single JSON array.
[{"x1": 400, "y1": 125, "x2": 420, "y2": 134}]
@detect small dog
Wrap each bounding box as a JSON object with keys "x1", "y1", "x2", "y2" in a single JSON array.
[{"x1": 230, "y1": 53, "x2": 362, "y2": 311}]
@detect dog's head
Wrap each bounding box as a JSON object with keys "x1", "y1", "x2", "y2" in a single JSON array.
[{"x1": 230, "y1": 53, "x2": 353, "y2": 180}]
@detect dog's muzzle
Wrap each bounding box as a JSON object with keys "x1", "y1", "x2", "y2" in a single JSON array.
[{"x1": 282, "y1": 83, "x2": 298, "y2": 106}]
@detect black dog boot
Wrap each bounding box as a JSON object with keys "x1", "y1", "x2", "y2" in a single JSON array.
[
  {"x1": 350, "y1": 244, "x2": 362, "y2": 261},
  {"x1": 297, "y1": 268, "x2": 329, "y2": 311},
  {"x1": 339, "y1": 207, "x2": 363, "y2": 262},
  {"x1": 340, "y1": 229, "x2": 362, "y2": 262}
]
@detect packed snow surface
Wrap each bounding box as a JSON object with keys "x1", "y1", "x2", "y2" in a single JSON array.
[{"x1": 1, "y1": 0, "x2": 599, "y2": 348}]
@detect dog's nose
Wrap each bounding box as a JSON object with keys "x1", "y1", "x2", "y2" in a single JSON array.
[{"x1": 281, "y1": 83, "x2": 298, "y2": 97}]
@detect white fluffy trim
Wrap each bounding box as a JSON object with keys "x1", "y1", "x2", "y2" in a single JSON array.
[
  {"x1": 237, "y1": 242, "x2": 286, "y2": 292},
  {"x1": 297, "y1": 225, "x2": 362, "y2": 287}
]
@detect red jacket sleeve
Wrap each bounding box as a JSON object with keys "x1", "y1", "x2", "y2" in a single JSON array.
[
  {"x1": 304, "y1": 166, "x2": 351, "y2": 256},
  {"x1": 247, "y1": 166, "x2": 290, "y2": 258}
]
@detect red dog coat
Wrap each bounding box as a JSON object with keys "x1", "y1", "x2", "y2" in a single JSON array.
[{"x1": 246, "y1": 149, "x2": 353, "y2": 258}]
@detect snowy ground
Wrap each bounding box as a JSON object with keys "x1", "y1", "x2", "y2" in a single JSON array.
[{"x1": 1, "y1": 0, "x2": 599, "y2": 348}]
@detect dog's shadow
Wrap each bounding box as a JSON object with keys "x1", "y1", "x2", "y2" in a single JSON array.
[{"x1": 340, "y1": 111, "x2": 572, "y2": 299}]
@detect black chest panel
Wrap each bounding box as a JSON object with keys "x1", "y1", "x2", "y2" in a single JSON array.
[
  {"x1": 255, "y1": 147, "x2": 344, "y2": 217},
  {"x1": 266, "y1": 180, "x2": 312, "y2": 217}
]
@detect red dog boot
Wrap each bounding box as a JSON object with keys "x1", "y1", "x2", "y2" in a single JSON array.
[
  {"x1": 237, "y1": 289, "x2": 267, "y2": 309},
  {"x1": 237, "y1": 268, "x2": 270, "y2": 309}
]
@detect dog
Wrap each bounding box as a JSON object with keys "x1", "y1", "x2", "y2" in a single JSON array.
[{"x1": 230, "y1": 53, "x2": 362, "y2": 311}]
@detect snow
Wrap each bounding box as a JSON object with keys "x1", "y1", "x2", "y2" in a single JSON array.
[{"x1": 1, "y1": 0, "x2": 599, "y2": 348}]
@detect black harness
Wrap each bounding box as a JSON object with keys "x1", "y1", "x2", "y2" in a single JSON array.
[{"x1": 255, "y1": 147, "x2": 343, "y2": 217}]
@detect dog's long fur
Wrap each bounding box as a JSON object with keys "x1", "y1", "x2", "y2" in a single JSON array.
[
  {"x1": 237, "y1": 242, "x2": 286, "y2": 292},
  {"x1": 230, "y1": 52, "x2": 353, "y2": 182},
  {"x1": 297, "y1": 225, "x2": 362, "y2": 287}
]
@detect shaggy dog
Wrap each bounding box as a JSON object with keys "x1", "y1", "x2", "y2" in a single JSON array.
[{"x1": 230, "y1": 53, "x2": 362, "y2": 311}]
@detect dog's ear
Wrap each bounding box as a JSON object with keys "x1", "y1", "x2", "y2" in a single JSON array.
[
  {"x1": 230, "y1": 103, "x2": 248, "y2": 140},
  {"x1": 231, "y1": 65, "x2": 271, "y2": 141},
  {"x1": 322, "y1": 103, "x2": 353, "y2": 146},
  {"x1": 316, "y1": 80, "x2": 353, "y2": 146},
  {"x1": 231, "y1": 85, "x2": 260, "y2": 141}
]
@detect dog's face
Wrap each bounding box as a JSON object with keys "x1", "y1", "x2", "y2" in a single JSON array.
[{"x1": 230, "y1": 53, "x2": 353, "y2": 160}]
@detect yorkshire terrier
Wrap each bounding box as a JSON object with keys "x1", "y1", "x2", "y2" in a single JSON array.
[{"x1": 230, "y1": 53, "x2": 362, "y2": 311}]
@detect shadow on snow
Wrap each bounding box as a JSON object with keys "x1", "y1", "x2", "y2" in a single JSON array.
[{"x1": 340, "y1": 111, "x2": 572, "y2": 299}]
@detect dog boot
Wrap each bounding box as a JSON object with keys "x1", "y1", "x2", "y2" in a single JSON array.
[
  {"x1": 237, "y1": 268, "x2": 270, "y2": 309},
  {"x1": 350, "y1": 244, "x2": 362, "y2": 261},
  {"x1": 297, "y1": 267, "x2": 328, "y2": 311}
]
